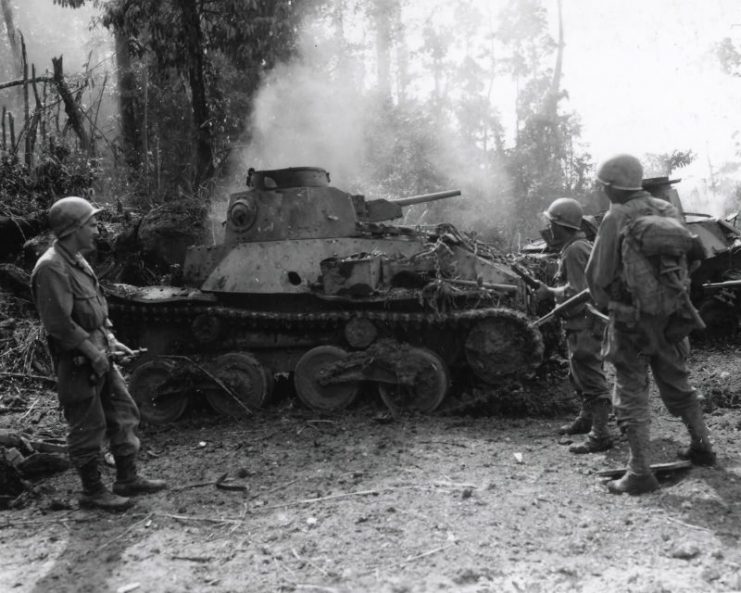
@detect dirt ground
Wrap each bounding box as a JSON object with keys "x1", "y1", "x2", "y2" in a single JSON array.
[{"x1": 1, "y1": 345, "x2": 741, "y2": 593}]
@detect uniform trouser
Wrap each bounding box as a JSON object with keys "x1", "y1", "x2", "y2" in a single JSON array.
[
  {"x1": 56, "y1": 353, "x2": 141, "y2": 468},
  {"x1": 567, "y1": 325, "x2": 611, "y2": 406},
  {"x1": 603, "y1": 314, "x2": 698, "y2": 427}
]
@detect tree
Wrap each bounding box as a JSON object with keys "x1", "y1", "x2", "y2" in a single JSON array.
[
  {"x1": 496, "y1": 0, "x2": 590, "y2": 236},
  {"x1": 54, "y1": 0, "x2": 312, "y2": 198}
]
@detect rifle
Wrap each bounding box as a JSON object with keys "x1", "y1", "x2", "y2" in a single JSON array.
[
  {"x1": 534, "y1": 288, "x2": 591, "y2": 327},
  {"x1": 702, "y1": 279, "x2": 741, "y2": 290},
  {"x1": 510, "y1": 262, "x2": 541, "y2": 291}
]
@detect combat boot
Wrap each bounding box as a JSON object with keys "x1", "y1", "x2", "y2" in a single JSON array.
[
  {"x1": 77, "y1": 459, "x2": 134, "y2": 511},
  {"x1": 569, "y1": 399, "x2": 613, "y2": 454},
  {"x1": 113, "y1": 454, "x2": 167, "y2": 496},
  {"x1": 558, "y1": 410, "x2": 592, "y2": 435},
  {"x1": 677, "y1": 405, "x2": 716, "y2": 467},
  {"x1": 607, "y1": 424, "x2": 659, "y2": 495}
]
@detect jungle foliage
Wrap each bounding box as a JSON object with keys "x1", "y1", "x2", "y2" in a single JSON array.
[{"x1": 2, "y1": 0, "x2": 594, "y2": 242}]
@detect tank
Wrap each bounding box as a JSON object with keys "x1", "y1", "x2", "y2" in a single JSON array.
[
  {"x1": 643, "y1": 176, "x2": 741, "y2": 338},
  {"x1": 107, "y1": 167, "x2": 544, "y2": 423}
]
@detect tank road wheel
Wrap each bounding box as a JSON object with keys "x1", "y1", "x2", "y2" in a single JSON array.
[
  {"x1": 204, "y1": 353, "x2": 274, "y2": 418},
  {"x1": 129, "y1": 358, "x2": 189, "y2": 425},
  {"x1": 378, "y1": 347, "x2": 450, "y2": 413},
  {"x1": 293, "y1": 346, "x2": 360, "y2": 412},
  {"x1": 464, "y1": 312, "x2": 544, "y2": 384}
]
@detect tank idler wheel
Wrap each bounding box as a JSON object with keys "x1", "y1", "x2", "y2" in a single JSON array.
[
  {"x1": 293, "y1": 345, "x2": 360, "y2": 412},
  {"x1": 129, "y1": 357, "x2": 190, "y2": 425},
  {"x1": 204, "y1": 352, "x2": 274, "y2": 418},
  {"x1": 378, "y1": 347, "x2": 450, "y2": 414}
]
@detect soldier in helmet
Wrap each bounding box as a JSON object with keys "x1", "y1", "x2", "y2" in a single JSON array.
[
  {"x1": 586, "y1": 154, "x2": 716, "y2": 495},
  {"x1": 31, "y1": 196, "x2": 166, "y2": 511},
  {"x1": 642, "y1": 176, "x2": 684, "y2": 215},
  {"x1": 537, "y1": 198, "x2": 613, "y2": 454}
]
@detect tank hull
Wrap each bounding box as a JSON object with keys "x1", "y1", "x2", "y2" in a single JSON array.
[{"x1": 108, "y1": 167, "x2": 544, "y2": 422}]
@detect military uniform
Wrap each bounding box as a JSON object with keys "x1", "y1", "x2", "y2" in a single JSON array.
[
  {"x1": 557, "y1": 233, "x2": 610, "y2": 409},
  {"x1": 31, "y1": 241, "x2": 141, "y2": 468},
  {"x1": 586, "y1": 191, "x2": 699, "y2": 424},
  {"x1": 586, "y1": 189, "x2": 714, "y2": 494}
]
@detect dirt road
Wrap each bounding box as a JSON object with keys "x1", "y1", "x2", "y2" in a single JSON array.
[{"x1": 1, "y1": 348, "x2": 740, "y2": 593}]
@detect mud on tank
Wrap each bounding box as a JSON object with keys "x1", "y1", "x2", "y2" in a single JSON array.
[{"x1": 107, "y1": 167, "x2": 544, "y2": 423}]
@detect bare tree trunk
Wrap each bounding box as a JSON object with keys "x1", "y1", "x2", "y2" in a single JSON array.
[
  {"x1": 392, "y1": 0, "x2": 408, "y2": 105},
  {"x1": 27, "y1": 64, "x2": 43, "y2": 166},
  {"x1": 51, "y1": 55, "x2": 89, "y2": 152},
  {"x1": 0, "y1": 0, "x2": 21, "y2": 77},
  {"x1": 0, "y1": 76, "x2": 53, "y2": 91},
  {"x1": 546, "y1": 0, "x2": 564, "y2": 117},
  {"x1": 113, "y1": 27, "x2": 141, "y2": 168},
  {"x1": 8, "y1": 111, "x2": 15, "y2": 153},
  {"x1": 179, "y1": 0, "x2": 213, "y2": 191},
  {"x1": 21, "y1": 34, "x2": 32, "y2": 168},
  {"x1": 372, "y1": 0, "x2": 392, "y2": 102}
]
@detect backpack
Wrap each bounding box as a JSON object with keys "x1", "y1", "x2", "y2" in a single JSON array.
[{"x1": 620, "y1": 211, "x2": 694, "y2": 317}]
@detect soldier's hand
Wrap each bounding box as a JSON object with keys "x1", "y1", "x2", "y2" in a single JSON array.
[
  {"x1": 534, "y1": 281, "x2": 553, "y2": 301},
  {"x1": 91, "y1": 353, "x2": 110, "y2": 377},
  {"x1": 110, "y1": 336, "x2": 134, "y2": 357}
]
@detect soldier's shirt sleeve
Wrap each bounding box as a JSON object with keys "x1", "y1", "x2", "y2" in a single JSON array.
[
  {"x1": 586, "y1": 211, "x2": 621, "y2": 309},
  {"x1": 562, "y1": 241, "x2": 590, "y2": 297},
  {"x1": 33, "y1": 261, "x2": 90, "y2": 351}
]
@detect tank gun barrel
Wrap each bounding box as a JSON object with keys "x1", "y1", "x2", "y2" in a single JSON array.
[{"x1": 393, "y1": 190, "x2": 461, "y2": 207}]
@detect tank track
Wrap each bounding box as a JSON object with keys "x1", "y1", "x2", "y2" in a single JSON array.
[
  {"x1": 111, "y1": 300, "x2": 535, "y2": 343},
  {"x1": 109, "y1": 299, "x2": 544, "y2": 378}
]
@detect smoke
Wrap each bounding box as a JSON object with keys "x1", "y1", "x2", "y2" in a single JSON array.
[
  {"x1": 235, "y1": 10, "x2": 516, "y2": 243},
  {"x1": 243, "y1": 56, "x2": 371, "y2": 188}
]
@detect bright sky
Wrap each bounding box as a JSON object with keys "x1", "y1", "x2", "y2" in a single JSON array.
[{"x1": 555, "y1": 0, "x2": 741, "y2": 210}]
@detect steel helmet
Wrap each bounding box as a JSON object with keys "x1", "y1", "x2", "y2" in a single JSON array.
[
  {"x1": 543, "y1": 197, "x2": 583, "y2": 230},
  {"x1": 49, "y1": 196, "x2": 103, "y2": 238},
  {"x1": 596, "y1": 154, "x2": 644, "y2": 191}
]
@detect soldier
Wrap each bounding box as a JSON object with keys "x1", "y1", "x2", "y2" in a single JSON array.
[
  {"x1": 642, "y1": 176, "x2": 684, "y2": 215},
  {"x1": 537, "y1": 198, "x2": 613, "y2": 454},
  {"x1": 32, "y1": 196, "x2": 166, "y2": 511},
  {"x1": 585, "y1": 154, "x2": 716, "y2": 495}
]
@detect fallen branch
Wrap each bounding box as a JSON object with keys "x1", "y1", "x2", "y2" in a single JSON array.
[
  {"x1": 262, "y1": 488, "x2": 386, "y2": 510},
  {"x1": 0, "y1": 512, "x2": 149, "y2": 528},
  {"x1": 394, "y1": 543, "x2": 455, "y2": 567},
  {"x1": 0, "y1": 76, "x2": 53, "y2": 91},
  {"x1": 154, "y1": 512, "x2": 244, "y2": 525},
  {"x1": 18, "y1": 397, "x2": 39, "y2": 420},
  {"x1": 171, "y1": 471, "x2": 227, "y2": 492},
  {"x1": 0, "y1": 372, "x2": 56, "y2": 384},
  {"x1": 291, "y1": 548, "x2": 329, "y2": 576},
  {"x1": 100, "y1": 513, "x2": 154, "y2": 550},
  {"x1": 251, "y1": 478, "x2": 299, "y2": 500}
]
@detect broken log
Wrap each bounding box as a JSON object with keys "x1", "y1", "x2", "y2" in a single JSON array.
[
  {"x1": 51, "y1": 55, "x2": 89, "y2": 151},
  {"x1": 0, "y1": 213, "x2": 47, "y2": 259}
]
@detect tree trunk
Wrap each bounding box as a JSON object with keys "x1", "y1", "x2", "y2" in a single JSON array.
[
  {"x1": 546, "y1": 0, "x2": 564, "y2": 118},
  {"x1": 179, "y1": 0, "x2": 213, "y2": 191},
  {"x1": 114, "y1": 27, "x2": 142, "y2": 168},
  {"x1": 373, "y1": 0, "x2": 393, "y2": 103},
  {"x1": 391, "y1": 0, "x2": 408, "y2": 105},
  {"x1": 51, "y1": 56, "x2": 89, "y2": 152},
  {"x1": 0, "y1": 0, "x2": 21, "y2": 77}
]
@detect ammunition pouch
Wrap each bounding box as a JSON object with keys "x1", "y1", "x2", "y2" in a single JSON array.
[
  {"x1": 664, "y1": 303, "x2": 703, "y2": 344},
  {"x1": 608, "y1": 301, "x2": 639, "y2": 329}
]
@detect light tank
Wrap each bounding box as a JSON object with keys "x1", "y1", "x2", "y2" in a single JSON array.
[{"x1": 107, "y1": 167, "x2": 543, "y2": 423}]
